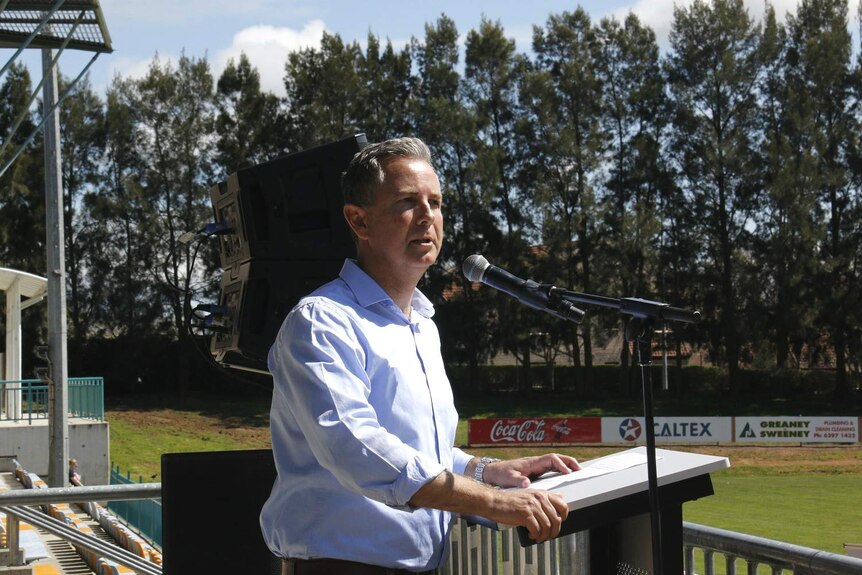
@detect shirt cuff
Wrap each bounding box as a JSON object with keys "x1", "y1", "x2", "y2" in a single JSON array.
[
  {"x1": 390, "y1": 454, "x2": 447, "y2": 507},
  {"x1": 452, "y1": 448, "x2": 473, "y2": 476}
]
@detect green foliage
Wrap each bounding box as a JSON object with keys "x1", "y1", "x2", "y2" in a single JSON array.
[
  {"x1": 666, "y1": 0, "x2": 765, "y2": 387},
  {"x1": 4, "y1": 3, "x2": 861, "y2": 393},
  {"x1": 215, "y1": 53, "x2": 288, "y2": 174},
  {"x1": 59, "y1": 74, "x2": 106, "y2": 340},
  {"x1": 69, "y1": 334, "x2": 271, "y2": 394},
  {"x1": 448, "y1": 364, "x2": 849, "y2": 407},
  {"x1": 0, "y1": 63, "x2": 45, "y2": 273},
  {"x1": 284, "y1": 32, "x2": 363, "y2": 147}
]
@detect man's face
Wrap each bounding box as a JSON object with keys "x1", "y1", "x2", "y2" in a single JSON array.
[{"x1": 350, "y1": 157, "x2": 443, "y2": 274}]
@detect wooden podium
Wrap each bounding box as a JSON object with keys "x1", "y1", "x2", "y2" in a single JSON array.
[{"x1": 526, "y1": 447, "x2": 728, "y2": 574}]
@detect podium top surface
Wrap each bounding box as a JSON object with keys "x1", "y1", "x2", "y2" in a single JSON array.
[{"x1": 532, "y1": 447, "x2": 730, "y2": 511}]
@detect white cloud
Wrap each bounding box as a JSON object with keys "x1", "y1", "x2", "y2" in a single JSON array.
[
  {"x1": 212, "y1": 20, "x2": 327, "y2": 97},
  {"x1": 506, "y1": 23, "x2": 536, "y2": 52},
  {"x1": 611, "y1": 0, "x2": 800, "y2": 48}
]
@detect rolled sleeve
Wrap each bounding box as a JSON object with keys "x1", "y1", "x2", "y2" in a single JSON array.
[{"x1": 391, "y1": 454, "x2": 447, "y2": 507}]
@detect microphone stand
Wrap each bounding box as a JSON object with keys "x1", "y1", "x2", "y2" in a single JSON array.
[{"x1": 547, "y1": 289, "x2": 699, "y2": 575}]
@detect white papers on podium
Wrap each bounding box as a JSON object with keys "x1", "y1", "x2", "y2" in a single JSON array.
[{"x1": 526, "y1": 450, "x2": 656, "y2": 491}]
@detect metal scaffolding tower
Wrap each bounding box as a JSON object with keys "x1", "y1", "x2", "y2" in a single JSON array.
[{"x1": 0, "y1": 0, "x2": 111, "y2": 487}]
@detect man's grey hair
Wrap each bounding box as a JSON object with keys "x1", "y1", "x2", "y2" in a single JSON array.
[{"x1": 342, "y1": 137, "x2": 433, "y2": 207}]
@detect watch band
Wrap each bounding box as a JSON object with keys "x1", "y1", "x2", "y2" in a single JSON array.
[{"x1": 473, "y1": 456, "x2": 500, "y2": 483}]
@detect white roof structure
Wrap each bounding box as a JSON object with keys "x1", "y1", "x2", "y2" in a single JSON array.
[
  {"x1": 1, "y1": 267, "x2": 47, "y2": 387},
  {"x1": 0, "y1": 267, "x2": 48, "y2": 301}
]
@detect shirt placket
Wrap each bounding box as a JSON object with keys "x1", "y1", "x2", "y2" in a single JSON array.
[{"x1": 409, "y1": 317, "x2": 447, "y2": 467}]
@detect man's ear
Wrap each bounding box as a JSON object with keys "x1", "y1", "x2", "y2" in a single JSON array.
[{"x1": 343, "y1": 204, "x2": 369, "y2": 241}]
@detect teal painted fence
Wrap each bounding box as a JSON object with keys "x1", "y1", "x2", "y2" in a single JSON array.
[
  {"x1": 0, "y1": 377, "x2": 104, "y2": 422},
  {"x1": 108, "y1": 464, "x2": 162, "y2": 547}
]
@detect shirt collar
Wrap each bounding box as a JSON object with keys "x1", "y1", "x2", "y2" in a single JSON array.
[{"x1": 339, "y1": 259, "x2": 435, "y2": 319}]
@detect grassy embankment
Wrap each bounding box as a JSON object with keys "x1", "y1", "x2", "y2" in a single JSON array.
[{"x1": 106, "y1": 391, "x2": 862, "y2": 555}]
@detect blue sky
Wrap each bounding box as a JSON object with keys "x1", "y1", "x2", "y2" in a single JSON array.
[{"x1": 12, "y1": 0, "x2": 806, "y2": 97}]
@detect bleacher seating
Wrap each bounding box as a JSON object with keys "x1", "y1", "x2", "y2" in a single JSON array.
[
  {"x1": 96, "y1": 557, "x2": 136, "y2": 574},
  {"x1": 1, "y1": 510, "x2": 50, "y2": 562},
  {"x1": 11, "y1": 461, "x2": 162, "y2": 572}
]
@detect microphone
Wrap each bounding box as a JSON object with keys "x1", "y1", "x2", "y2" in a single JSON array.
[{"x1": 462, "y1": 254, "x2": 585, "y2": 324}]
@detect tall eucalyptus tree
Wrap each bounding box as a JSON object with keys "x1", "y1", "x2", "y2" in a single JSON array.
[
  {"x1": 58, "y1": 75, "x2": 105, "y2": 339},
  {"x1": 665, "y1": 0, "x2": 763, "y2": 389},
  {"x1": 785, "y1": 0, "x2": 857, "y2": 393},
  {"x1": 523, "y1": 8, "x2": 605, "y2": 383}
]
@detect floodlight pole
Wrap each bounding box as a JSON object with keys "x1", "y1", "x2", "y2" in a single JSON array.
[{"x1": 42, "y1": 48, "x2": 69, "y2": 488}]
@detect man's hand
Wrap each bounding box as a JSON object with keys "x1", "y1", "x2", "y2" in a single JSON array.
[
  {"x1": 489, "y1": 488, "x2": 570, "y2": 542},
  {"x1": 410, "y1": 453, "x2": 580, "y2": 544},
  {"x1": 482, "y1": 454, "x2": 580, "y2": 488}
]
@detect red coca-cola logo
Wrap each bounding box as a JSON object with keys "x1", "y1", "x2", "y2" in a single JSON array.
[{"x1": 490, "y1": 419, "x2": 547, "y2": 443}]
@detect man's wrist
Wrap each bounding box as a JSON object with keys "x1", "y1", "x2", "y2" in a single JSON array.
[{"x1": 473, "y1": 456, "x2": 501, "y2": 483}]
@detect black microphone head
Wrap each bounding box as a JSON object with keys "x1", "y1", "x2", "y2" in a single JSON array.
[{"x1": 463, "y1": 254, "x2": 490, "y2": 282}]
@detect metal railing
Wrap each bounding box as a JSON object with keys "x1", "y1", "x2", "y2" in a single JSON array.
[
  {"x1": 0, "y1": 377, "x2": 104, "y2": 422},
  {"x1": 3, "y1": 483, "x2": 862, "y2": 575},
  {"x1": 0, "y1": 482, "x2": 162, "y2": 575},
  {"x1": 414, "y1": 520, "x2": 862, "y2": 574},
  {"x1": 684, "y1": 521, "x2": 862, "y2": 575}
]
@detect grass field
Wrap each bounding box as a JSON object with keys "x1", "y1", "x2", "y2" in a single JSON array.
[{"x1": 105, "y1": 391, "x2": 862, "y2": 556}]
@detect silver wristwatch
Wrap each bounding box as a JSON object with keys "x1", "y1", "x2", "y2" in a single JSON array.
[{"x1": 473, "y1": 456, "x2": 500, "y2": 483}]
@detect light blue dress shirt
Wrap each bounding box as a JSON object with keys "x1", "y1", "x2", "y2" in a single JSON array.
[{"x1": 261, "y1": 259, "x2": 473, "y2": 571}]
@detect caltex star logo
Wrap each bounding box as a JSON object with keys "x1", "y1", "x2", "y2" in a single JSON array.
[{"x1": 619, "y1": 418, "x2": 642, "y2": 441}]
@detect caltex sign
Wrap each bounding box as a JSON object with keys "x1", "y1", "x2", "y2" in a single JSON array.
[{"x1": 601, "y1": 417, "x2": 733, "y2": 443}]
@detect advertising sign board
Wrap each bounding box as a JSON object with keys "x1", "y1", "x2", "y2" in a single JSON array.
[
  {"x1": 468, "y1": 417, "x2": 601, "y2": 445},
  {"x1": 735, "y1": 416, "x2": 858, "y2": 443},
  {"x1": 601, "y1": 417, "x2": 733, "y2": 444}
]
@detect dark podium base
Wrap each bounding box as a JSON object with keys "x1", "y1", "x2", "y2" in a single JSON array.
[
  {"x1": 161, "y1": 449, "x2": 278, "y2": 575},
  {"x1": 518, "y1": 474, "x2": 714, "y2": 574}
]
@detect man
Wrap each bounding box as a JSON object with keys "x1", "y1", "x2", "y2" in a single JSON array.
[{"x1": 261, "y1": 137, "x2": 579, "y2": 575}]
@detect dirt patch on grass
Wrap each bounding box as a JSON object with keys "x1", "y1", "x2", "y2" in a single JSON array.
[
  {"x1": 679, "y1": 445, "x2": 862, "y2": 474},
  {"x1": 107, "y1": 407, "x2": 273, "y2": 447}
]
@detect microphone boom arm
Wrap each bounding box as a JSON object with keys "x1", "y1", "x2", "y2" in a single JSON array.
[
  {"x1": 541, "y1": 285, "x2": 586, "y2": 324},
  {"x1": 553, "y1": 290, "x2": 701, "y2": 324}
]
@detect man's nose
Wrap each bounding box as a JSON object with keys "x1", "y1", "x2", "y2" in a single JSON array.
[{"x1": 416, "y1": 200, "x2": 434, "y2": 224}]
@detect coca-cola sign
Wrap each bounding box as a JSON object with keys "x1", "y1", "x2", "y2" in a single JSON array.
[
  {"x1": 490, "y1": 419, "x2": 547, "y2": 442},
  {"x1": 469, "y1": 417, "x2": 601, "y2": 446}
]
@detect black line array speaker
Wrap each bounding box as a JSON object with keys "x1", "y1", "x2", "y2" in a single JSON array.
[{"x1": 209, "y1": 134, "x2": 367, "y2": 373}]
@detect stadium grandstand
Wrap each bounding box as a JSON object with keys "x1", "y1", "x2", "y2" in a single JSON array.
[{"x1": 1, "y1": 457, "x2": 161, "y2": 575}]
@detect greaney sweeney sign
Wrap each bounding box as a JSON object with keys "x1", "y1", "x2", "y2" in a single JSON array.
[{"x1": 735, "y1": 417, "x2": 858, "y2": 443}]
